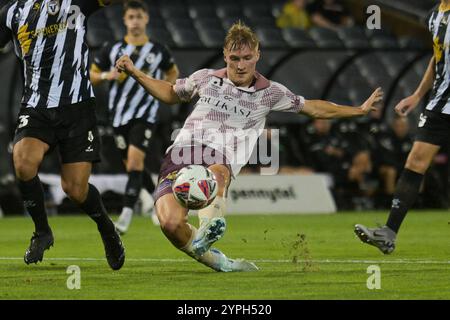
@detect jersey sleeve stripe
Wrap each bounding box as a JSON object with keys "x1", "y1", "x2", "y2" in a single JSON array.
[{"x1": 6, "y1": 3, "x2": 18, "y2": 30}]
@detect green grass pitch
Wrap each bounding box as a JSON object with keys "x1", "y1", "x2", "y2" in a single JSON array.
[{"x1": 0, "y1": 211, "x2": 449, "y2": 300}]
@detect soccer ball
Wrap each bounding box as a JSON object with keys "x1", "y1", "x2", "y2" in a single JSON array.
[{"x1": 172, "y1": 165, "x2": 218, "y2": 210}]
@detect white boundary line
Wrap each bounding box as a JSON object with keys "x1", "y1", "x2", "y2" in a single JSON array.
[{"x1": 0, "y1": 257, "x2": 449, "y2": 265}]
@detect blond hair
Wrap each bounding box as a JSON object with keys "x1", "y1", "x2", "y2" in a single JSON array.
[{"x1": 224, "y1": 21, "x2": 259, "y2": 51}]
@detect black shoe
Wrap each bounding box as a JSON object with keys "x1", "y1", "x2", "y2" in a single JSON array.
[
  {"x1": 24, "y1": 231, "x2": 54, "y2": 265},
  {"x1": 100, "y1": 230, "x2": 125, "y2": 270}
]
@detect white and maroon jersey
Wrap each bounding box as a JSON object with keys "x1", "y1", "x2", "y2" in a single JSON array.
[{"x1": 172, "y1": 68, "x2": 305, "y2": 176}]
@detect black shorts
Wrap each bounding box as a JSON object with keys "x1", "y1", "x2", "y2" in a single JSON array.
[
  {"x1": 415, "y1": 110, "x2": 450, "y2": 147},
  {"x1": 13, "y1": 99, "x2": 101, "y2": 164},
  {"x1": 113, "y1": 120, "x2": 155, "y2": 159}
]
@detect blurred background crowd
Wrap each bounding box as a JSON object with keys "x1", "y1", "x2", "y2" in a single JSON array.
[{"x1": 0, "y1": 0, "x2": 447, "y2": 215}]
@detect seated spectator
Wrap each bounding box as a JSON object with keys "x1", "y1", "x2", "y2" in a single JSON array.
[
  {"x1": 276, "y1": 0, "x2": 312, "y2": 30},
  {"x1": 373, "y1": 115, "x2": 413, "y2": 208},
  {"x1": 277, "y1": 123, "x2": 314, "y2": 174},
  {"x1": 303, "y1": 119, "x2": 373, "y2": 209},
  {"x1": 241, "y1": 127, "x2": 313, "y2": 175},
  {"x1": 307, "y1": 0, "x2": 354, "y2": 31},
  {"x1": 332, "y1": 119, "x2": 374, "y2": 196},
  {"x1": 358, "y1": 106, "x2": 389, "y2": 161}
]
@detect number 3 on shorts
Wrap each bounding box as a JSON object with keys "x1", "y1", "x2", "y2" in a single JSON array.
[
  {"x1": 18, "y1": 115, "x2": 30, "y2": 129},
  {"x1": 115, "y1": 135, "x2": 127, "y2": 150}
]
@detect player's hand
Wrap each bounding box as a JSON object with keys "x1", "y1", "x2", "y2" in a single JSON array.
[
  {"x1": 116, "y1": 55, "x2": 135, "y2": 75},
  {"x1": 394, "y1": 94, "x2": 420, "y2": 116},
  {"x1": 360, "y1": 87, "x2": 383, "y2": 115},
  {"x1": 104, "y1": 69, "x2": 120, "y2": 81},
  {"x1": 108, "y1": 69, "x2": 120, "y2": 81}
]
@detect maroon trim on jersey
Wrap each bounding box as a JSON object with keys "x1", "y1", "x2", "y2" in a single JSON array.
[{"x1": 212, "y1": 68, "x2": 270, "y2": 91}]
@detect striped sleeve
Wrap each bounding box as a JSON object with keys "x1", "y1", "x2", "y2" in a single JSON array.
[{"x1": 426, "y1": 5, "x2": 438, "y2": 32}]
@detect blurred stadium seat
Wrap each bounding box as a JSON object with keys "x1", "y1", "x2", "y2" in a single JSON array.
[
  {"x1": 256, "y1": 27, "x2": 287, "y2": 48},
  {"x1": 281, "y1": 28, "x2": 316, "y2": 48},
  {"x1": 337, "y1": 26, "x2": 371, "y2": 49},
  {"x1": 198, "y1": 29, "x2": 227, "y2": 48},
  {"x1": 171, "y1": 29, "x2": 204, "y2": 48},
  {"x1": 309, "y1": 27, "x2": 345, "y2": 48},
  {"x1": 0, "y1": 0, "x2": 441, "y2": 213}
]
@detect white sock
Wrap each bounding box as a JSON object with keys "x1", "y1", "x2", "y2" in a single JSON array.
[
  {"x1": 116, "y1": 207, "x2": 133, "y2": 232},
  {"x1": 139, "y1": 189, "x2": 154, "y2": 217},
  {"x1": 198, "y1": 196, "x2": 226, "y2": 227},
  {"x1": 120, "y1": 207, "x2": 133, "y2": 218}
]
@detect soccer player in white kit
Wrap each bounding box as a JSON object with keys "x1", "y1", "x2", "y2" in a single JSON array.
[{"x1": 116, "y1": 22, "x2": 383, "y2": 272}]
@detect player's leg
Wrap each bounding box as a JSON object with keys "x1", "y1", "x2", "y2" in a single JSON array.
[
  {"x1": 116, "y1": 122, "x2": 156, "y2": 232},
  {"x1": 191, "y1": 164, "x2": 230, "y2": 256},
  {"x1": 355, "y1": 110, "x2": 447, "y2": 254},
  {"x1": 155, "y1": 193, "x2": 191, "y2": 247},
  {"x1": 385, "y1": 141, "x2": 440, "y2": 231},
  {"x1": 115, "y1": 145, "x2": 146, "y2": 234},
  {"x1": 14, "y1": 138, "x2": 50, "y2": 231},
  {"x1": 59, "y1": 105, "x2": 125, "y2": 270},
  {"x1": 355, "y1": 141, "x2": 440, "y2": 254},
  {"x1": 60, "y1": 162, "x2": 125, "y2": 270},
  {"x1": 141, "y1": 168, "x2": 159, "y2": 225},
  {"x1": 13, "y1": 137, "x2": 54, "y2": 264},
  {"x1": 156, "y1": 193, "x2": 257, "y2": 272}
]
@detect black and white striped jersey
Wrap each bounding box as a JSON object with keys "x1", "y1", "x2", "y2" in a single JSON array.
[
  {"x1": 93, "y1": 39, "x2": 175, "y2": 127},
  {"x1": 427, "y1": 3, "x2": 450, "y2": 114},
  {"x1": 0, "y1": 0, "x2": 107, "y2": 108}
]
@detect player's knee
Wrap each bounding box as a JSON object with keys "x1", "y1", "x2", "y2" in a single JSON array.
[
  {"x1": 159, "y1": 215, "x2": 184, "y2": 236},
  {"x1": 405, "y1": 154, "x2": 428, "y2": 173},
  {"x1": 126, "y1": 160, "x2": 144, "y2": 172},
  {"x1": 13, "y1": 154, "x2": 39, "y2": 180},
  {"x1": 61, "y1": 181, "x2": 89, "y2": 203}
]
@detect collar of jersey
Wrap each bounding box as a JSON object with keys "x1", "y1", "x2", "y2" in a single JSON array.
[
  {"x1": 212, "y1": 68, "x2": 270, "y2": 92},
  {"x1": 124, "y1": 35, "x2": 149, "y2": 46}
]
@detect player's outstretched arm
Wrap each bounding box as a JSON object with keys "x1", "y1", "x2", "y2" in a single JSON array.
[
  {"x1": 164, "y1": 65, "x2": 180, "y2": 84},
  {"x1": 394, "y1": 57, "x2": 435, "y2": 116},
  {"x1": 301, "y1": 87, "x2": 383, "y2": 119},
  {"x1": 116, "y1": 55, "x2": 181, "y2": 105}
]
